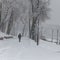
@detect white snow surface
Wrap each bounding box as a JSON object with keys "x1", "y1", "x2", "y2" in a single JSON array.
[
  {"x1": 0, "y1": 31, "x2": 12, "y2": 38},
  {"x1": 0, "y1": 32, "x2": 60, "y2": 60}
]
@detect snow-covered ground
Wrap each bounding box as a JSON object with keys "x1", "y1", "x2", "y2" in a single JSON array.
[
  {"x1": 0, "y1": 31, "x2": 13, "y2": 38},
  {"x1": 0, "y1": 32, "x2": 60, "y2": 60}
]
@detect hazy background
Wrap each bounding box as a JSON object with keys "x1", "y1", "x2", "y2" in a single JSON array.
[{"x1": 45, "y1": 0, "x2": 60, "y2": 25}]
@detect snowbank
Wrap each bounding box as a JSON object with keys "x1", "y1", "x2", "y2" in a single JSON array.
[{"x1": 0, "y1": 31, "x2": 13, "y2": 40}]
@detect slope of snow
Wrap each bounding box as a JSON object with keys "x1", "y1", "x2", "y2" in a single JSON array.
[
  {"x1": 0, "y1": 32, "x2": 60, "y2": 60},
  {"x1": 0, "y1": 31, "x2": 6, "y2": 37},
  {"x1": 0, "y1": 31, "x2": 13, "y2": 38}
]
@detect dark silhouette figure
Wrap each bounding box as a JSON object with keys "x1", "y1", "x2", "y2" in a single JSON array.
[{"x1": 18, "y1": 33, "x2": 21, "y2": 42}]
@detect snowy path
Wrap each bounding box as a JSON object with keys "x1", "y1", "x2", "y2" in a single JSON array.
[{"x1": 0, "y1": 37, "x2": 60, "y2": 60}]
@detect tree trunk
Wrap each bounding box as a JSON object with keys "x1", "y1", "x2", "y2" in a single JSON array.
[
  {"x1": 37, "y1": 19, "x2": 39, "y2": 45},
  {"x1": 7, "y1": 10, "x2": 13, "y2": 34},
  {"x1": 56, "y1": 29, "x2": 59, "y2": 44},
  {"x1": 0, "y1": 22, "x2": 5, "y2": 32},
  {"x1": 22, "y1": 24, "x2": 26, "y2": 36},
  {"x1": 29, "y1": 16, "x2": 31, "y2": 38},
  {"x1": 30, "y1": 17, "x2": 37, "y2": 40}
]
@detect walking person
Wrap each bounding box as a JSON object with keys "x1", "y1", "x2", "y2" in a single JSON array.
[{"x1": 18, "y1": 33, "x2": 21, "y2": 42}]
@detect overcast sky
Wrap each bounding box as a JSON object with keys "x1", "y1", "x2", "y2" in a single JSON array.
[{"x1": 45, "y1": 0, "x2": 60, "y2": 25}]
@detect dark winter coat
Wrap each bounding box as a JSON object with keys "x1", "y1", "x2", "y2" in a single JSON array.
[{"x1": 18, "y1": 33, "x2": 21, "y2": 42}]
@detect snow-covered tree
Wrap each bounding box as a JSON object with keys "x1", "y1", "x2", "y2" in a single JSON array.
[
  {"x1": 0, "y1": 0, "x2": 20, "y2": 34},
  {"x1": 29, "y1": 0, "x2": 50, "y2": 43},
  {"x1": 0, "y1": 2, "x2": 2, "y2": 23}
]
